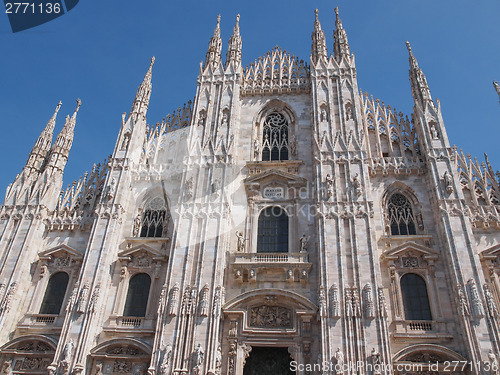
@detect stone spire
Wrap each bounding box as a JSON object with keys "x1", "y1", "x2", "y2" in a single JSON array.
[
  {"x1": 205, "y1": 15, "x2": 222, "y2": 67},
  {"x1": 311, "y1": 9, "x2": 327, "y2": 64},
  {"x1": 130, "y1": 57, "x2": 155, "y2": 122},
  {"x1": 333, "y1": 7, "x2": 350, "y2": 61},
  {"x1": 24, "y1": 101, "x2": 62, "y2": 177},
  {"x1": 46, "y1": 99, "x2": 81, "y2": 173},
  {"x1": 494, "y1": 81, "x2": 500, "y2": 104},
  {"x1": 406, "y1": 41, "x2": 433, "y2": 105},
  {"x1": 225, "y1": 14, "x2": 242, "y2": 67}
]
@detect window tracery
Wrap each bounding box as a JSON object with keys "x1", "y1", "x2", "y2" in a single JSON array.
[
  {"x1": 135, "y1": 197, "x2": 169, "y2": 238},
  {"x1": 261, "y1": 112, "x2": 289, "y2": 161},
  {"x1": 387, "y1": 193, "x2": 417, "y2": 235}
]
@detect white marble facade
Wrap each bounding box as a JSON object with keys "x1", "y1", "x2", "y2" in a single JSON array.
[{"x1": 0, "y1": 8, "x2": 499, "y2": 375}]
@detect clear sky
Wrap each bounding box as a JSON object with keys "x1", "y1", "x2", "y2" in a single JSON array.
[{"x1": 1, "y1": 1, "x2": 499, "y2": 194}]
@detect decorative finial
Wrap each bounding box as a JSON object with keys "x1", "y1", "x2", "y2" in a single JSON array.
[
  {"x1": 56, "y1": 101, "x2": 62, "y2": 112},
  {"x1": 335, "y1": 6, "x2": 339, "y2": 16},
  {"x1": 315, "y1": 8, "x2": 319, "y2": 18},
  {"x1": 236, "y1": 14, "x2": 240, "y2": 23}
]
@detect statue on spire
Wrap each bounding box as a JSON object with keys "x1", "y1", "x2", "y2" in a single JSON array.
[
  {"x1": 494, "y1": 81, "x2": 500, "y2": 104},
  {"x1": 333, "y1": 7, "x2": 350, "y2": 61},
  {"x1": 205, "y1": 15, "x2": 222, "y2": 68},
  {"x1": 226, "y1": 14, "x2": 242, "y2": 67},
  {"x1": 311, "y1": 9, "x2": 327, "y2": 64},
  {"x1": 130, "y1": 57, "x2": 155, "y2": 122}
]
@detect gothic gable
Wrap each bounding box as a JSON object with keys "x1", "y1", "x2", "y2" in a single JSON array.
[
  {"x1": 118, "y1": 245, "x2": 166, "y2": 266},
  {"x1": 382, "y1": 241, "x2": 439, "y2": 268},
  {"x1": 38, "y1": 245, "x2": 83, "y2": 269}
]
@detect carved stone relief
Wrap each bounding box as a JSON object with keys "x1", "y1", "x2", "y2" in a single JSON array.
[{"x1": 249, "y1": 305, "x2": 292, "y2": 328}]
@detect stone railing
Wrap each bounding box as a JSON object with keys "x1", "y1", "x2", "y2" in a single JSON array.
[
  {"x1": 231, "y1": 252, "x2": 312, "y2": 283},
  {"x1": 392, "y1": 320, "x2": 453, "y2": 341}
]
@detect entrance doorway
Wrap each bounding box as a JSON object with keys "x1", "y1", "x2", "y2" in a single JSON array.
[{"x1": 243, "y1": 346, "x2": 295, "y2": 375}]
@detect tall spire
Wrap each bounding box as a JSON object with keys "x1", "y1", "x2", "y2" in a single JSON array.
[
  {"x1": 225, "y1": 14, "x2": 242, "y2": 67},
  {"x1": 494, "y1": 81, "x2": 500, "y2": 104},
  {"x1": 406, "y1": 41, "x2": 432, "y2": 105},
  {"x1": 24, "y1": 101, "x2": 62, "y2": 176},
  {"x1": 333, "y1": 7, "x2": 350, "y2": 61},
  {"x1": 205, "y1": 15, "x2": 222, "y2": 67},
  {"x1": 311, "y1": 9, "x2": 327, "y2": 64},
  {"x1": 130, "y1": 57, "x2": 155, "y2": 122},
  {"x1": 46, "y1": 99, "x2": 81, "y2": 174}
]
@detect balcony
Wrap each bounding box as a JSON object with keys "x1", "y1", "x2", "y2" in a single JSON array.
[
  {"x1": 231, "y1": 252, "x2": 312, "y2": 282},
  {"x1": 103, "y1": 316, "x2": 156, "y2": 334},
  {"x1": 17, "y1": 314, "x2": 63, "y2": 334},
  {"x1": 391, "y1": 320, "x2": 453, "y2": 342}
]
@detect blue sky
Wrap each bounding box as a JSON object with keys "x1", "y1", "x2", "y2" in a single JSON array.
[{"x1": 1, "y1": 1, "x2": 499, "y2": 194}]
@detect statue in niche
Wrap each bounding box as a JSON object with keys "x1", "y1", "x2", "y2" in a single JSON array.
[
  {"x1": 0, "y1": 359, "x2": 12, "y2": 375},
  {"x1": 220, "y1": 111, "x2": 229, "y2": 128},
  {"x1": 215, "y1": 344, "x2": 222, "y2": 374},
  {"x1": 333, "y1": 348, "x2": 344, "y2": 374},
  {"x1": 236, "y1": 231, "x2": 246, "y2": 252},
  {"x1": 352, "y1": 173, "x2": 362, "y2": 197},
  {"x1": 198, "y1": 111, "x2": 206, "y2": 127},
  {"x1": 121, "y1": 133, "x2": 131, "y2": 150},
  {"x1": 133, "y1": 214, "x2": 142, "y2": 237},
  {"x1": 325, "y1": 174, "x2": 334, "y2": 199},
  {"x1": 299, "y1": 233, "x2": 310, "y2": 252},
  {"x1": 253, "y1": 139, "x2": 260, "y2": 159},
  {"x1": 443, "y1": 171, "x2": 453, "y2": 194},
  {"x1": 345, "y1": 105, "x2": 353, "y2": 120},
  {"x1": 430, "y1": 124, "x2": 439, "y2": 139},
  {"x1": 160, "y1": 344, "x2": 172, "y2": 375},
  {"x1": 94, "y1": 362, "x2": 103, "y2": 375},
  {"x1": 193, "y1": 344, "x2": 204, "y2": 374},
  {"x1": 320, "y1": 107, "x2": 328, "y2": 122}
]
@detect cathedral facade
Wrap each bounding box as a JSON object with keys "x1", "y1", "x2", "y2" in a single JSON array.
[{"x1": 0, "y1": 8, "x2": 499, "y2": 375}]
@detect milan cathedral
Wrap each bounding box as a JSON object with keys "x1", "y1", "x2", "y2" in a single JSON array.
[{"x1": 0, "y1": 8, "x2": 499, "y2": 375}]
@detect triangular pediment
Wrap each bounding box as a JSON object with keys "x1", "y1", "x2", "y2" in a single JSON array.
[
  {"x1": 382, "y1": 241, "x2": 439, "y2": 261},
  {"x1": 244, "y1": 168, "x2": 307, "y2": 187},
  {"x1": 480, "y1": 244, "x2": 500, "y2": 261},
  {"x1": 39, "y1": 244, "x2": 83, "y2": 261},
  {"x1": 118, "y1": 244, "x2": 166, "y2": 262}
]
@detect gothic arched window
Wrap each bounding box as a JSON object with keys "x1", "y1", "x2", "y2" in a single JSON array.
[
  {"x1": 39, "y1": 272, "x2": 69, "y2": 315},
  {"x1": 257, "y1": 207, "x2": 289, "y2": 253},
  {"x1": 123, "y1": 273, "x2": 151, "y2": 317},
  {"x1": 387, "y1": 193, "x2": 417, "y2": 235},
  {"x1": 140, "y1": 197, "x2": 168, "y2": 238},
  {"x1": 262, "y1": 112, "x2": 289, "y2": 161},
  {"x1": 400, "y1": 273, "x2": 432, "y2": 320}
]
